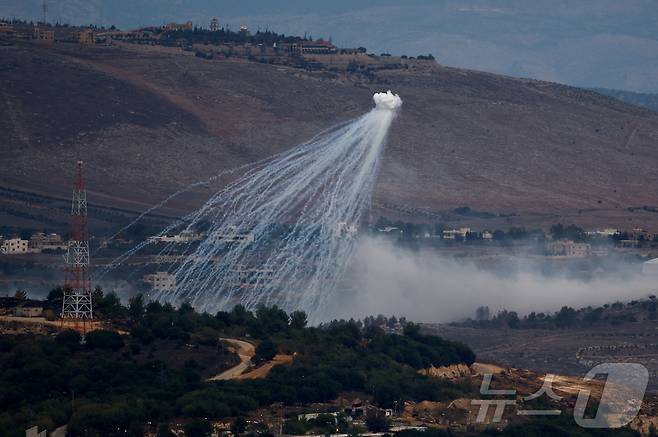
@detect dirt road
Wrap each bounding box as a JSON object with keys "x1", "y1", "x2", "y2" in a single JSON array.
[{"x1": 207, "y1": 338, "x2": 255, "y2": 381}]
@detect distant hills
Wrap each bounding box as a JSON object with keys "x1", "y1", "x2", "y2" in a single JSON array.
[{"x1": 591, "y1": 88, "x2": 658, "y2": 113}]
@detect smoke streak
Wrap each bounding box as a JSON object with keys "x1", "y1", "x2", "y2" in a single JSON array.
[{"x1": 106, "y1": 92, "x2": 402, "y2": 322}]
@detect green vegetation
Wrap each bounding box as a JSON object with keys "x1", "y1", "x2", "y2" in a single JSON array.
[
  {"x1": 0, "y1": 296, "x2": 474, "y2": 436},
  {"x1": 466, "y1": 297, "x2": 657, "y2": 329}
]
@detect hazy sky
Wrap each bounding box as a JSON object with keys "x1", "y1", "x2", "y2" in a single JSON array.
[{"x1": 3, "y1": 0, "x2": 658, "y2": 92}]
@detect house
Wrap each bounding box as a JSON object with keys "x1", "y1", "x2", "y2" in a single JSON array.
[
  {"x1": 547, "y1": 240, "x2": 591, "y2": 258},
  {"x1": 285, "y1": 40, "x2": 338, "y2": 55},
  {"x1": 586, "y1": 228, "x2": 619, "y2": 237},
  {"x1": 33, "y1": 26, "x2": 54, "y2": 42},
  {"x1": 297, "y1": 412, "x2": 338, "y2": 422},
  {"x1": 443, "y1": 228, "x2": 470, "y2": 240},
  {"x1": 148, "y1": 230, "x2": 203, "y2": 244},
  {"x1": 378, "y1": 226, "x2": 401, "y2": 235},
  {"x1": 29, "y1": 232, "x2": 67, "y2": 252},
  {"x1": 14, "y1": 301, "x2": 44, "y2": 318},
  {"x1": 143, "y1": 272, "x2": 177, "y2": 292},
  {"x1": 164, "y1": 21, "x2": 193, "y2": 32},
  {"x1": 482, "y1": 231, "x2": 493, "y2": 240},
  {"x1": 0, "y1": 22, "x2": 16, "y2": 38},
  {"x1": 71, "y1": 29, "x2": 95, "y2": 44},
  {"x1": 0, "y1": 237, "x2": 29, "y2": 254},
  {"x1": 334, "y1": 222, "x2": 358, "y2": 239}
]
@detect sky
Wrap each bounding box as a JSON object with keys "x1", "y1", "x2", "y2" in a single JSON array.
[{"x1": 2, "y1": 0, "x2": 658, "y2": 93}]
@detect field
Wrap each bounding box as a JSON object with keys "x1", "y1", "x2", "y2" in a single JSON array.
[{"x1": 429, "y1": 320, "x2": 658, "y2": 391}]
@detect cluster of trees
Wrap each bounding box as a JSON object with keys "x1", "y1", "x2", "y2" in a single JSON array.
[
  {"x1": 466, "y1": 297, "x2": 657, "y2": 330},
  {"x1": 162, "y1": 27, "x2": 312, "y2": 47},
  {"x1": 0, "y1": 297, "x2": 475, "y2": 436}
]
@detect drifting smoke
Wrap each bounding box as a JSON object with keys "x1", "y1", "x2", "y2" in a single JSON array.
[
  {"x1": 106, "y1": 92, "x2": 402, "y2": 323},
  {"x1": 336, "y1": 236, "x2": 655, "y2": 323}
]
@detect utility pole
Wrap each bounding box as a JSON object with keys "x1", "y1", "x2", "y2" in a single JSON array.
[
  {"x1": 62, "y1": 161, "x2": 93, "y2": 332},
  {"x1": 41, "y1": 0, "x2": 47, "y2": 25}
]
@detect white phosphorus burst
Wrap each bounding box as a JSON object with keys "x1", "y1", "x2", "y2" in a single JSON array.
[{"x1": 103, "y1": 92, "x2": 402, "y2": 322}]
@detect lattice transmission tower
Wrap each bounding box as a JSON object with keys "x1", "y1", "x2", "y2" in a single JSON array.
[{"x1": 62, "y1": 160, "x2": 93, "y2": 329}]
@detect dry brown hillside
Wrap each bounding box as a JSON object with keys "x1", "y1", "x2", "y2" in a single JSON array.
[{"x1": 2, "y1": 41, "x2": 658, "y2": 232}]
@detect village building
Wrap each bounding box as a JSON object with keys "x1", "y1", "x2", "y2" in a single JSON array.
[
  {"x1": 164, "y1": 21, "x2": 193, "y2": 32},
  {"x1": 0, "y1": 21, "x2": 16, "y2": 38},
  {"x1": 148, "y1": 229, "x2": 203, "y2": 244},
  {"x1": 285, "y1": 40, "x2": 338, "y2": 55},
  {"x1": 143, "y1": 271, "x2": 177, "y2": 292},
  {"x1": 71, "y1": 29, "x2": 95, "y2": 44},
  {"x1": 209, "y1": 18, "x2": 220, "y2": 32},
  {"x1": 547, "y1": 240, "x2": 592, "y2": 258},
  {"x1": 33, "y1": 26, "x2": 54, "y2": 42},
  {"x1": 14, "y1": 301, "x2": 44, "y2": 318},
  {"x1": 0, "y1": 237, "x2": 29, "y2": 254},
  {"x1": 29, "y1": 232, "x2": 67, "y2": 251},
  {"x1": 334, "y1": 222, "x2": 358, "y2": 239},
  {"x1": 443, "y1": 228, "x2": 471, "y2": 240}
]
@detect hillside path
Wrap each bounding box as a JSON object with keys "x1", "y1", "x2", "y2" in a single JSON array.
[{"x1": 207, "y1": 338, "x2": 255, "y2": 381}]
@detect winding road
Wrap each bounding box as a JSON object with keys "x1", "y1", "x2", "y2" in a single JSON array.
[{"x1": 207, "y1": 338, "x2": 255, "y2": 381}]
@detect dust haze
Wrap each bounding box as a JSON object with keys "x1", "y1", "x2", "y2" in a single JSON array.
[{"x1": 335, "y1": 236, "x2": 655, "y2": 323}]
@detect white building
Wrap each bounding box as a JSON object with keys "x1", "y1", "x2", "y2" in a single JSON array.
[
  {"x1": 334, "y1": 222, "x2": 358, "y2": 239},
  {"x1": 0, "y1": 238, "x2": 29, "y2": 254},
  {"x1": 143, "y1": 272, "x2": 177, "y2": 292},
  {"x1": 29, "y1": 232, "x2": 67, "y2": 251},
  {"x1": 482, "y1": 231, "x2": 493, "y2": 240},
  {"x1": 586, "y1": 228, "x2": 620, "y2": 237},
  {"x1": 148, "y1": 229, "x2": 203, "y2": 244},
  {"x1": 547, "y1": 240, "x2": 591, "y2": 258},
  {"x1": 443, "y1": 228, "x2": 471, "y2": 240}
]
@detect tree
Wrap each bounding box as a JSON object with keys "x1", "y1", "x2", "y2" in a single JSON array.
[
  {"x1": 290, "y1": 310, "x2": 308, "y2": 329},
  {"x1": 365, "y1": 415, "x2": 390, "y2": 432},
  {"x1": 128, "y1": 294, "x2": 145, "y2": 320},
  {"x1": 403, "y1": 322, "x2": 421, "y2": 338},
  {"x1": 255, "y1": 339, "x2": 277, "y2": 362},
  {"x1": 56, "y1": 329, "x2": 82, "y2": 349},
  {"x1": 475, "y1": 306, "x2": 490, "y2": 321},
  {"x1": 232, "y1": 417, "x2": 247, "y2": 435},
  {"x1": 183, "y1": 420, "x2": 213, "y2": 437},
  {"x1": 555, "y1": 306, "x2": 577, "y2": 328},
  {"x1": 506, "y1": 312, "x2": 520, "y2": 329},
  {"x1": 47, "y1": 286, "x2": 64, "y2": 301},
  {"x1": 85, "y1": 330, "x2": 124, "y2": 350}
]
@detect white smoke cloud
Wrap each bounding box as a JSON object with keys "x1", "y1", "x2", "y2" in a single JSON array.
[
  {"x1": 373, "y1": 91, "x2": 403, "y2": 110},
  {"x1": 334, "y1": 236, "x2": 655, "y2": 323}
]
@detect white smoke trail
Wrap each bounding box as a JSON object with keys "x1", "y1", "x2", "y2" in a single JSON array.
[{"x1": 108, "y1": 92, "x2": 402, "y2": 322}]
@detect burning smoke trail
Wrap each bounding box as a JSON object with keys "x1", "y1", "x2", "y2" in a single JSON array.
[{"x1": 109, "y1": 92, "x2": 402, "y2": 322}]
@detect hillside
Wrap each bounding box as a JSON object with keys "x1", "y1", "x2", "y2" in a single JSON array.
[
  {"x1": 592, "y1": 88, "x2": 658, "y2": 113},
  {"x1": 2, "y1": 41, "x2": 658, "y2": 232}
]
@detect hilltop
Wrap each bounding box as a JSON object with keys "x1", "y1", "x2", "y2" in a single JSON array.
[{"x1": 2, "y1": 38, "x2": 658, "y2": 233}]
